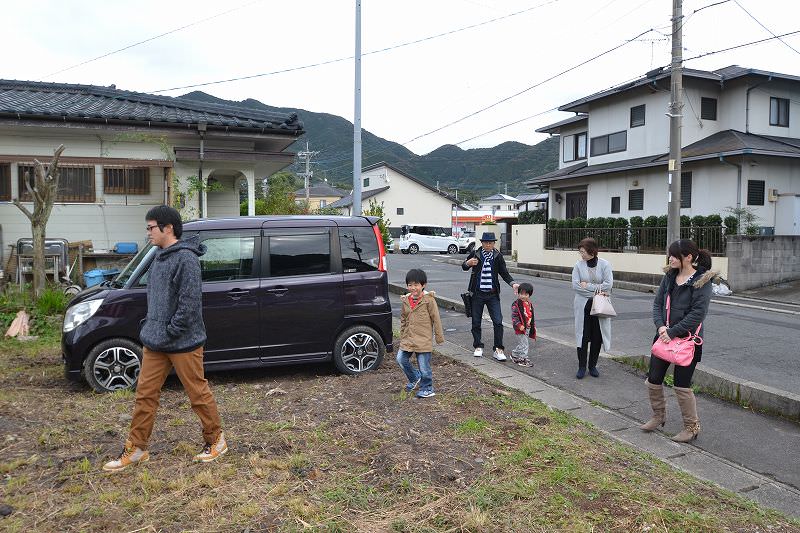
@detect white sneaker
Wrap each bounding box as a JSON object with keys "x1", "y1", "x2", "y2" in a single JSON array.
[
  {"x1": 493, "y1": 349, "x2": 507, "y2": 361},
  {"x1": 473, "y1": 347, "x2": 483, "y2": 357}
]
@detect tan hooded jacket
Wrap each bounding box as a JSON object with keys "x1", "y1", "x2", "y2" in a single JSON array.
[{"x1": 399, "y1": 291, "x2": 445, "y2": 353}]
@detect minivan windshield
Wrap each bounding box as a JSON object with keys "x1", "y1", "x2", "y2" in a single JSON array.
[{"x1": 111, "y1": 243, "x2": 155, "y2": 288}]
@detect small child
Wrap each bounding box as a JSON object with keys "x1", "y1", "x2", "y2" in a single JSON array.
[
  {"x1": 510, "y1": 282, "x2": 536, "y2": 367},
  {"x1": 397, "y1": 269, "x2": 444, "y2": 398}
]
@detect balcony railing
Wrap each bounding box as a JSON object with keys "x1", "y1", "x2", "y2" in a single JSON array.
[{"x1": 544, "y1": 226, "x2": 728, "y2": 256}]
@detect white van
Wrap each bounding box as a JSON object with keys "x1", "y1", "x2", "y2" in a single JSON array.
[{"x1": 399, "y1": 224, "x2": 459, "y2": 254}]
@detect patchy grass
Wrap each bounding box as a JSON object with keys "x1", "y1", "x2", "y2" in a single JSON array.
[{"x1": 0, "y1": 335, "x2": 798, "y2": 532}]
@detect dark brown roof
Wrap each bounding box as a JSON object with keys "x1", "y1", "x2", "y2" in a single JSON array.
[
  {"x1": 0, "y1": 79, "x2": 304, "y2": 134},
  {"x1": 535, "y1": 114, "x2": 588, "y2": 134},
  {"x1": 293, "y1": 185, "x2": 347, "y2": 198}
]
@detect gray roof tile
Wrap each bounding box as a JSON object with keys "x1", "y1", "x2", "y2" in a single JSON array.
[{"x1": 0, "y1": 79, "x2": 304, "y2": 134}]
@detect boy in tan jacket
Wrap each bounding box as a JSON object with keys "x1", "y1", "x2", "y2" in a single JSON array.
[{"x1": 397, "y1": 269, "x2": 444, "y2": 398}]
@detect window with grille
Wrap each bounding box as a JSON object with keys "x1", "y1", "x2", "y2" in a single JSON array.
[
  {"x1": 396, "y1": 207, "x2": 404, "y2": 215},
  {"x1": 770, "y1": 97, "x2": 789, "y2": 127},
  {"x1": 701, "y1": 98, "x2": 717, "y2": 120},
  {"x1": 18, "y1": 164, "x2": 95, "y2": 203},
  {"x1": 611, "y1": 196, "x2": 620, "y2": 214},
  {"x1": 630, "y1": 104, "x2": 646, "y2": 127},
  {"x1": 680, "y1": 172, "x2": 692, "y2": 208},
  {"x1": 0, "y1": 164, "x2": 10, "y2": 201},
  {"x1": 104, "y1": 167, "x2": 150, "y2": 195},
  {"x1": 747, "y1": 180, "x2": 765, "y2": 206},
  {"x1": 628, "y1": 189, "x2": 644, "y2": 211}
]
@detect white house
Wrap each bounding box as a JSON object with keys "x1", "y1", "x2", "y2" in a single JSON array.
[
  {"x1": 329, "y1": 162, "x2": 459, "y2": 234},
  {"x1": 527, "y1": 66, "x2": 800, "y2": 235},
  {"x1": 477, "y1": 193, "x2": 519, "y2": 211},
  {"x1": 0, "y1": 79, "x2": 303, "y2": 259}
]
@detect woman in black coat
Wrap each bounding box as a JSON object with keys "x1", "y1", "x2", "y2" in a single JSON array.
[{"x1": 640, "y1": 239, "x2": 715, "y2": 442}]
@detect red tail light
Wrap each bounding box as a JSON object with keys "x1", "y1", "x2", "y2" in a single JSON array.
[{"x1": 371, "y1": 223, "x2": 387, "y2": 272}]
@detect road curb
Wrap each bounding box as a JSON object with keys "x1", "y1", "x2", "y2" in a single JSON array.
[
  {"x1": 389, "y1": 282, "x2": 800, "y2": 421},
  {"x1": 399, "y1": 318, "x2": 800, "y2": 519}
]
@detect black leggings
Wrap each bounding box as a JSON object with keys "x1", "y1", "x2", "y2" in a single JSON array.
[
  {"x1": 580, "y1": 299, "x2": 603, "y2": 365},
  {"x1": 647, "y1": 340, "x2": 703, "y2": 388}
]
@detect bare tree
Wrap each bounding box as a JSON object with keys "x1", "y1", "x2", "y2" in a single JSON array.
[{"x1": 12, "y1": 145, "x2": 65, "y2": 296}]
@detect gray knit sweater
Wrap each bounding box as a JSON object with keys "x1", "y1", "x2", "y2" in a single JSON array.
[{"x1": 139, "y1": 236, "x2": 207, "y2": 353}]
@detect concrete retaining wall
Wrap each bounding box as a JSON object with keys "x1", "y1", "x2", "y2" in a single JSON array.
[{"x1": 726, "y1": 235, "x2": 800, "y2": 291}]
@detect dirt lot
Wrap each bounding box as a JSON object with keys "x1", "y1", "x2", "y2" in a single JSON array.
[{"x1": 1, "y1": 335, "x2": 799, "y2": 532}]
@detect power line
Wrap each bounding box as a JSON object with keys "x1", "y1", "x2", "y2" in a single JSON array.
[
  {"x1": 682, "y1": 28, "x2": 800, "y2": 62},
  {"x1": 732, "y1": 0, "x2": 800, "y2": 56},
  {"x1": 403, "y1": 27, "x2": 654, "y2": 146},
  {"x1": 150, "y1": 0, "x2": 561, "y2": 93},
  {"x1": 40, "y1": 0, "x2": 264, "y2": 80}
]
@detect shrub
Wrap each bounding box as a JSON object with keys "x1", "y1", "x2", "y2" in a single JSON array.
[
  {"x1": 557, "y1": 219, "x2": 568, "y2": 229},
  {"x1": 573, "y1": 217, "x2": 587, "y2": 228},
  {"x1": 630, "y1": 216, "x2": 644, "y2": 228},
  {"x1": 586, "y1": 217, "x2": 598, "y2": 228},
  {"x1": 705, "y1": 214, "x2": 722, "y2": 226},
  {"x1": 691, "y1": 215, "x2": 706, "y2": 227},
  {"x1": 35, "y1": 288, "x2": 69, "y2": 316},
  {"x1": 680, "y1": 215, "x2": 691, "y2": 227},
  {"x1": 614, "y1": 217, "x2": 629, "y2": 228},
  {"x1": 547, "y1": 218, "x2": 558, "y2": 228},
  {"x1": 724, "y1": 215, "x2": 738, "y2": 234},
  {"x1": 643, "y1": 216, "x2": 659, "y2": 227}
]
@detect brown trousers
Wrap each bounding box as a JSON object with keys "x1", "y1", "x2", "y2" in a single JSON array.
[{"x1": 128, "y1": 347, "x2": 222, "y2": 450}]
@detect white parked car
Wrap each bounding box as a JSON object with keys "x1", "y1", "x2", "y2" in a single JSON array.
[
  {"x1": 457, "y1": 230, "x2": 476, "y2": 254},
  {"x1": 399, "y1": 224, "x2": 460, "y2": 255}
]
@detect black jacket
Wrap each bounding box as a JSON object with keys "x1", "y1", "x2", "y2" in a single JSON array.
[
  {"x1": 462, "y1": 248, "x2": 515, "y2": 293},
  {"x1": 652, "y1": 267, "x2": 715, "y2": 339}
]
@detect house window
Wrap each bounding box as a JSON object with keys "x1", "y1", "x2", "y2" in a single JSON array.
[
  {"x1": 701, "y1": 98, "x2": 717, "y2": 120},
  {"x1": 396, "y1": 207, "x2": 404, "y2": 215},
  {"x1": 747, "y1": 180, "x2": 765, "y2": 206},
  {"x1": 319, "y1": 199, "x2": 327, "y2": 207},
  {"x1": 0, "y1": 164, "x2": 10, "y2": 201},
  {"x1": 628, "y1": 189, "x2": 644, "y2": 211},
  {"x1": 630, "y1": 104, "x2": 646, "y2": 127},
  {"x1": 103, "y1": 167, "x2": 150, "y2": 195},
  {"x1": 363, "y1": 177, "x2": 370, "y2": 187},
  {"x1": 591, "y1": 131, "x2": 627, "y2": 156},
  {"x1": 563, "y1": 132, "x2": 587, "y2": 163},
  {"x1": 611, "y1": 196, "x2": 620, "y2": 214},
  {"x1": 680, "y1": 172, "x2": 692, "y2": 208},
  {"x1": 18, "y1": 164, "x2": 95, "y2": 203},
  {"x1": 770, "y1": 97, "x2": 789, "y2": 127}
]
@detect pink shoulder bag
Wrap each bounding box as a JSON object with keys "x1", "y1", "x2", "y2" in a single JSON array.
[{"x1": 651, "y1": 294, "x2": 703, "y2": 367}]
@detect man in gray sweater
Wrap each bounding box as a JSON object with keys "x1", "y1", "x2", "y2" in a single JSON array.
[{"x1": 104, "y1": 205, "x2": 226, "y2": 472}]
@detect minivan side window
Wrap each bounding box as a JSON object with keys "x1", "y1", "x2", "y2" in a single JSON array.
[
  {"x1": 200, "y1": 236, "x2": 256, "y2": 282},
  {"x1": 268, "y1": 233, "x2": 331, "y2": 277},
  {"x1": 340, "y1": 226, "x2": 379, "y2": 272}
]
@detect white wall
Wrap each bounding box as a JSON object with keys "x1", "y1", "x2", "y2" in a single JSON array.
[{"x1": 514, "y1": 224, "x2": 729, "y2": 279}]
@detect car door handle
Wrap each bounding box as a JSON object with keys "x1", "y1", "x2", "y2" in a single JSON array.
[
  {"x1": 266, "y1": 287, "x2": 289, "y2": 295},
  {"x1": 227, "y1": 289, "x2": 250, "y2": 297}
]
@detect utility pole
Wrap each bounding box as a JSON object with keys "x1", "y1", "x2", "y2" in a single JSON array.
[
  {"x1": 352, "y1": 0, "x2": 363, "y2": 216},
  {"x1": 297, "y1": 141, "x2": 319, "y2": 207},
  {"x1": 667, "y1": 0, "x2": 684, "y2": 248}
]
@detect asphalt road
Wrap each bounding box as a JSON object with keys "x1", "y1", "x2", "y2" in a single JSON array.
[{"x1": 386, "y1": 252, "x2": 800, "y2": 395}]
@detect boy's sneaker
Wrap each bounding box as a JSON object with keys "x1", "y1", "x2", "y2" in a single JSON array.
[
  {"x1": 473, "y1": 347, "x2": 483, "y2": 357},
  {"x1": 511, "y1": 355, "x2": 533, "y2": 367},
  {"x1": 404, "y1": 377, "x2": 421, "y2": 392},
  {"x1": 103, "y1": 440, "x2": 149, "y2": 472},
  {"x1": 193, "y1": 432, "x2": 228, "y2": 463},
  {"x1": 416, "y1": 389, "x2": 436, "y2": 398},
  {"x1": 493, "y1": 349, "x2": 507, "y2": 361}
]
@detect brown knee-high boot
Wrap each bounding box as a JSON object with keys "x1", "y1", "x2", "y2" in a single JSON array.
[
  {"x1": 672, "y1": 386, "x2": 700, "y2": 442},
  {"x1": 640, "y1": 381, "x2": 666, "y2": 432}
]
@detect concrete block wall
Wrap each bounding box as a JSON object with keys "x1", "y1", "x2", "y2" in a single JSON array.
[{"x1": 726, "y1": 235, "x2": 800, "y2": 291}]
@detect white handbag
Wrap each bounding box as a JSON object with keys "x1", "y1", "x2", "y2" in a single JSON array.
[{"x1": 590, "y1": 292, "x2": 617, "y2": 318}]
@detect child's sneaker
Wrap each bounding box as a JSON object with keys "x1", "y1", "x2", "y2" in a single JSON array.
[
  {"x1": 103, "y1": 440, "x2": 149, "y2": 472},
  {"x1": 404, "y1": 377, "x2": 421, "y2": 392},
  {"x1": 416, "y1": 389, "x2": 436, "y2": 398},
  {"x1": 473, "y1": 347, "x2": 483, "y2": 357},
  {"x1": 493, "y1": 349, "x2": 507, "y2": 361},
  {"x1": 516, "y1": 357, "x2": 533, "y2": 368},
  {"x1": 193, "y1": 432, "x2": 228, "y2": 463}
]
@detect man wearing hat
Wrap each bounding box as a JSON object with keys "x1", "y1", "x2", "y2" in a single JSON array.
[{"x1": 462, "y1": 231, "x2": 519, "y2": 360}]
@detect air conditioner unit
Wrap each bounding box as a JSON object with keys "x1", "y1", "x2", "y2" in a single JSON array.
[{"x1": 768, "y1": 188, "x2": 779, "y2": 202}]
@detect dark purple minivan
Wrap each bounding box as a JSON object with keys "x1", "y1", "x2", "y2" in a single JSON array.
[{"x1": 62, "y1": 216, "x2": 393, "y2": 392}]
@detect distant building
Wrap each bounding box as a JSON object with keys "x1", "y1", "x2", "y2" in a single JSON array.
[{"x1": 293, "y1": 184, "x2": 347, "y2": 210}]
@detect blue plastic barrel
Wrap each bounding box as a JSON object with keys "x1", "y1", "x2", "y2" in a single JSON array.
[{"x1": 84, "y1": 269, "x2": 105, "y2": 287}]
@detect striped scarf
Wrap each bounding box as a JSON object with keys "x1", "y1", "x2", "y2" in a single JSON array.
[{"x1": 479, "y1": 250, "x2": 493, "y2": 291}]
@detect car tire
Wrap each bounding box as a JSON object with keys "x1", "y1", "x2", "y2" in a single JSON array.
[
  {"x1": 83, "y1": 338, "x2": 142, "y2": 393},
  {"x1": 447, "y1": 244, "x2": 458, "y2": 254},
  {"x1": 408, "y1": 244, "x2": 419, "y2": 254},
  {"x1": 332, "y1": 325, "x2": 385, "y2": 375}
]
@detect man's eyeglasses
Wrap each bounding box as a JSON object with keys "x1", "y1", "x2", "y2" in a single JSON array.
[{"x1": 145, "y1": 224, "x2": 162, "y2": 232}]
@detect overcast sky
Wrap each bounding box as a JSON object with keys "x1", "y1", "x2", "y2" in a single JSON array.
[{"x1": 4, "y1": 0, "x2": 800, "y2": 156}]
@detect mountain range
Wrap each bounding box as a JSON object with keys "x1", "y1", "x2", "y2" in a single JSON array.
[{"x1": 180, "y1": 91, "x2": 558, "y2": 196}]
